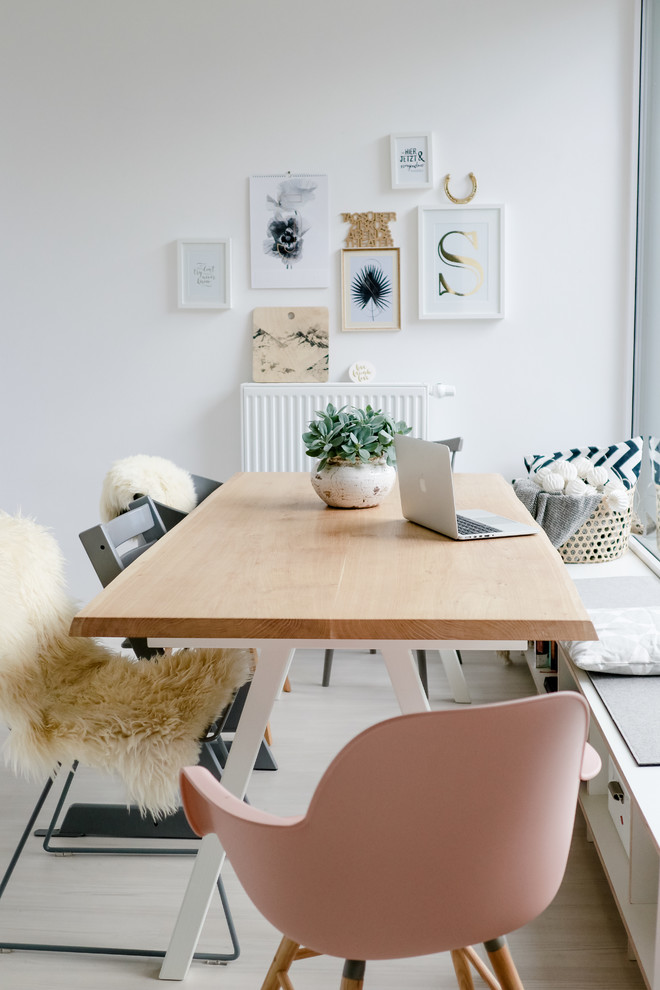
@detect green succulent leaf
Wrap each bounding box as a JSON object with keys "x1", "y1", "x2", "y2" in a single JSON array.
[{"x1": 302, "y1": 402, "x2": 412, "y2": 467}]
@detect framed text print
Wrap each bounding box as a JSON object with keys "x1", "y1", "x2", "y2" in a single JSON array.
[
  {"x1": 249, "y1": 174, "x2": 329, "y2": 288},
  {"x1": 177, "y1": 239, "x2": 231, "y2": 309},
  {"x1": 390, "y1": 133, "x2": 433, "y2": 189},
  {"x1": 418, "y1": 205, "x2": 504, "y2": 319},
  {"x1": 341, "y1": 247, "x2": 401, "y2": 332}
]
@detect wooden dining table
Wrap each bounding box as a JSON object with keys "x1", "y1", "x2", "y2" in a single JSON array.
[{"x1": 70, "y1": 471, "x2": 597, "y2": 980}]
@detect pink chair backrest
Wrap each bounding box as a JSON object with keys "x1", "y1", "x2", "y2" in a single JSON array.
[{"x1": 181, "y1": 692, "x2": 593, "y2": 961}]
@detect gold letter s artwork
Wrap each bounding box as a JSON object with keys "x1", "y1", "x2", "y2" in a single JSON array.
[{"x1": 437, "y1": 230, "x2": 484, "y2": 297}]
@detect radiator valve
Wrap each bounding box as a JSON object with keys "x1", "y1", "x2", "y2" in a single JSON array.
[{"x1": 431, "y1": 383, "x2": 457, "y2": 398}]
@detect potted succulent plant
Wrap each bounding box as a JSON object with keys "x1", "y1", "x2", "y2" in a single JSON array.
[{"x1": 302, "y1": 402, "x2": 411, "y2": 508}]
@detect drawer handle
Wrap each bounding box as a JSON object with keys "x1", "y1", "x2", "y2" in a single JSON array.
[{"x1": 608, "y1": 781, "x2": 625, "y2": 803}]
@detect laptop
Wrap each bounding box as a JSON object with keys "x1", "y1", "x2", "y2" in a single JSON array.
[{"x1": 394, "y1": 434, "x2": 537, "y2": 540}]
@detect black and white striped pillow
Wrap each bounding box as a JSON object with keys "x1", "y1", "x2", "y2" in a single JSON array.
[{"x1": 524, "y1": 437, "x2": 643, "y2": 491}]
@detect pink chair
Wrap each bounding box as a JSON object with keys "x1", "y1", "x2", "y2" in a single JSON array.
[{"x1": 180, "y1": 692, "x2": 601, "y2": 990}]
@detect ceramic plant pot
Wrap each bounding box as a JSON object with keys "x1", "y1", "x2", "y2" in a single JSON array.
[{"x1": 311, "y1": 458, "x2": 396, "y2": 508}]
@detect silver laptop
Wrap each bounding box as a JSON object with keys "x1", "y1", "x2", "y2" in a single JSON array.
[{"x1": 394, "y1": 435, "x2": 537, "y2": 540}]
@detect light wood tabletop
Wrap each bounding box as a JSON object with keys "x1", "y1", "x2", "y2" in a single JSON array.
[{"x1": 70, "y1": 471, "x2": 596, "y2": 644}]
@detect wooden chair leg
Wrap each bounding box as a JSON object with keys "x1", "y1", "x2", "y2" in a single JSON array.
[
  {"x1": 261, "y1": 939, "x2": 321, "y2": 990},
  {"x1": 261, "y1": 936, "x2": 300, "y2": 990},
  {"x1": 485, "y1": 937, "x2": 524, "y2": 990},
  {"x1": 283, "y1": 676, "x2": 292, "y2": 692},
  {"x1": 451, "y1": 949, "x2": 476, "y2": 989},
  {"x1": 340, "y1": 959, "x2": 366, "y2": 990},
  {"x1": 264, "y1": 722, "x2": 273, "y2": 746},
  {"x1": 460, "y1": 946, "x2": 502, "y2": 990}
]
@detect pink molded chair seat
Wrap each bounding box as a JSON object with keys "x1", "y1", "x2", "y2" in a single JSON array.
[{"x1": 180, "y1": 692, "x2": 600, "y2": 990}]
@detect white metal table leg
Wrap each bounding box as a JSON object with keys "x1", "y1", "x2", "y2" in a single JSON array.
[
  {"x1": 276, "y1": 647, "x2": 295, "y2": 698},
  {"x1": 158, "y1": 834, "x2": 224, "y2": 981},
  {"x1": 439, "y1": 649, "x2": 471, "y2": 704},
  {"x1": 220, "y1": 646, "x2": 295, "y2": 798},
  {"x1": 379, "y1": 645, "x2": 431, "y2": 714},
  {"x1": 159, "y1": 644, "x2": 294, "y2": 980}
]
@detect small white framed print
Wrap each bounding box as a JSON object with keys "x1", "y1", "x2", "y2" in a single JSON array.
[
  {"x1": 177, "y1": 239, "x2": 231, "y2": 309},
  {"x1": 390, "y1": 133, "x2": 433, "y2": 189},
  {"x1": 418, "y1": 205, "x2": 504, "y2": 320}
]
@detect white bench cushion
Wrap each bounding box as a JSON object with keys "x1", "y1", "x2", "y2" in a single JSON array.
[{"x1": 566, "y1": 606, "x2": 660, "y2": 675}]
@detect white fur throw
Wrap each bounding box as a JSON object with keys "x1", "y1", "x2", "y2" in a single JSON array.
[
  {"x1": 0, "y1": 512, "x2": 253, "y2": 816},
  {"x1": 99, "y1": 454, "x2": 197, "y2": 522}
]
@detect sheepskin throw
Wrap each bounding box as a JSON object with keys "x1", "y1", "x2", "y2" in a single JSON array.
[
  {"x1": 99, "y1": 454, "x2": 197, "y2": 522},
  {"x1": 0, "y1": 511, "x2": 253, "y2": 816}
]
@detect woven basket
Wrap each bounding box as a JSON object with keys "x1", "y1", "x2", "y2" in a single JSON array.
[{"x1": 558, "y1": 488, "x2": 635, "y2": 564}]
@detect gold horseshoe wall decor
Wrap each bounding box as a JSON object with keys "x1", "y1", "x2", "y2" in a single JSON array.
[{"x1": 443, "y1": 172, "x2": 478, "y2": 205}]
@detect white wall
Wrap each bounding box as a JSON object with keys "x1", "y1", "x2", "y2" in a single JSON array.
[{"x1": 0, "y1": 0, "x2": 640, "y2": 602}]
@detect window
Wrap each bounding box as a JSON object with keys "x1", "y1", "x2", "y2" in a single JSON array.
[{"x1": 633, "y1": 0, "x2": 660, "y2": 562}]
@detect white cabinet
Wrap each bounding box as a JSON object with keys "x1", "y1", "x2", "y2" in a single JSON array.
[
  {"x1": 558, "y1": 641, "x2": 660, "y2": 990},
  {"x1": 522, "y1": 547, "x2": 660, "y2": 988}
]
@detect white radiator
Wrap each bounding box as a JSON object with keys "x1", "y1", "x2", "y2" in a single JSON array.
[{"x1": 241, "y1": 382, "x2": 431, "y2": 471}]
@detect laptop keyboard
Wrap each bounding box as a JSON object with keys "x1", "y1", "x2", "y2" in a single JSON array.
[{"x1": 456, "y1": 514, "x2": 500, "y2": 536}]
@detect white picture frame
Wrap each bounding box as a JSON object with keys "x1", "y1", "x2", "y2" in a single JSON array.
[
  {"x1": 177, "y1": 239, "x2": 231, "y2": 309},
  {"x1": 390, "y1": 133, "x2": 433, "y2": 189},
  {"x1": 418, "y1": 205, "x2": 504, "y2": 319},
  {"x1": 249, "y1": 174, "x2": 329, "y2": 288}
]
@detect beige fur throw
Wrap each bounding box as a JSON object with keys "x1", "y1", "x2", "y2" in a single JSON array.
[
  {"x1": 99, "y1": 454, "x2": 197, "y2": 522},
  {"x1": 0, "y1": 511, "x2": 253, "y2": 816}
]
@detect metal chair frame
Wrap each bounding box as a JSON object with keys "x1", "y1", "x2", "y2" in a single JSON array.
[
  {"x1": 0, "y1": 758, "x2": 239, "y2": 961},
  {"x1": 0, "y1": 487, "x2": 241, "y2": 962}
]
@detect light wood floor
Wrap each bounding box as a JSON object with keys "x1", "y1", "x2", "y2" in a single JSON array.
[{"x1": 0, "y1": 649, "x2": 646, "y2": 989}]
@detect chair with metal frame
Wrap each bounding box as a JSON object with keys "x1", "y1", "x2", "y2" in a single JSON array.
[
  {"x1": 83, "y1": 478, "x2": 279, "y2": 767},
  {"x1": 71, "y1": 496, "x2": 243, "y2": 839},
  {"x1": 0, "y1": 510, "x2": 248, "y2": 962}
]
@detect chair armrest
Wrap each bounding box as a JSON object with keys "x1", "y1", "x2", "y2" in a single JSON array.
[
  {"x1": 580, "y1": 742, "x2": 601, "y2": 781},
  {"x1": 180, "y1": 766, "x2": 304, "y2": 835}
]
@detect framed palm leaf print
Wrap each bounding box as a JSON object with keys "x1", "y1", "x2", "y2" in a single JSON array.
[{"x1": 341, "y1": 248, "x2": 401, "y2": 332}]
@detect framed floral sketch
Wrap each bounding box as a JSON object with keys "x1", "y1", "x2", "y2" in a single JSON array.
[
  {"x1": 341, "y1": 247, "x2": 401, "y2": 332},
  {"x1": 177, "y1": 239, "x2": 231, "y2": 309},
  {"x1": 390, "y1": 133, "x2": 433, "y2": 189},
  {"x1": 249, "y1": 173, "x2": 329, "y2": 288},
  {"x1": 418, "y1": 205, "x2": 504, "y2": 319}
]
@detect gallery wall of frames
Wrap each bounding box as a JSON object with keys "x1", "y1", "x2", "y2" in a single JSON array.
[{"x1": 178, "y1": 138, "x2": 503, "y2": 385}]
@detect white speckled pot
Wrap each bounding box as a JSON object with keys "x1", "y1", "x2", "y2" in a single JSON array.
[{"x1": 311, "y1": 458, "x2": 396, "y2": 508}]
